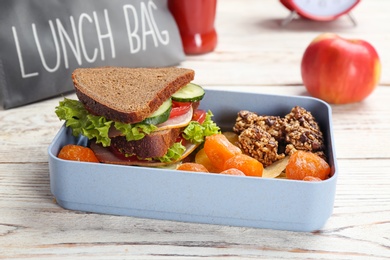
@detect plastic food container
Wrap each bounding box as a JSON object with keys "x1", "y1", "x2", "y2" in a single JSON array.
[{"x1": 48, "y1": 89, "x2": 338, "y2": 232}]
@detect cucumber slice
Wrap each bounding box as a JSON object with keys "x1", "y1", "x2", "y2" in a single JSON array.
[
  {"x1": 142, "y1": 98, "x2": 172, "y2": 125},
  {"x1": 172, "y1": 83, "x2": 205, "y2": 102}
]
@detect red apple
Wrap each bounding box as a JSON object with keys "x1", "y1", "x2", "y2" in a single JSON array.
[{"x1": 301, "y1": 33, "x2": 381, "y2": 104}]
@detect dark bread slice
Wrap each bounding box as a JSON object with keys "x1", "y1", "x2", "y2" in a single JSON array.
[
  {"x1": 72, "y1": 67, "x2": 195, "y2": 124},
  {"x1": 110, "y1": 128, "x2": 182, "y2": 159}
]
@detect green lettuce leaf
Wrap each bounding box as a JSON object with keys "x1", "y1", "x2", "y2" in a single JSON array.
[
  {"x1": 84, "y1": 114, "x2": 113, "y2": 146},
  {"x1": 182, "y1": 110, "x2": 220, "y2": 144},
  {"x1": 114, "y1": 122, "x2": 157, "y2": 141},
  {"x1": 55, "y1": 98, "x2": 156, "y2": 147},
  {"x1": 156, "y1": 142, "x2": 186, "y2": 163}
]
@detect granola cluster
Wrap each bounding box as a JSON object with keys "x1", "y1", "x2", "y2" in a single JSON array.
[
  {"x1": 283, "y1": 106, "x2": 325, "y2": 159},
  {"x1": 233, "y1": 106, "x2": 325, "y2": 166}
]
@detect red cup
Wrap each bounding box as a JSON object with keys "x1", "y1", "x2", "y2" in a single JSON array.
[{"x1": 168, "y1": 0, "x2": 217, "y2": 55}]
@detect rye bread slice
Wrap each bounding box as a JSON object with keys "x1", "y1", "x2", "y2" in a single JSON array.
[
  {"x1": 110, "y1": 128, "x2": 182, "y2": 159},
  {"x1": 72, "y1": 67, "x2": 195, "y2": 124}
]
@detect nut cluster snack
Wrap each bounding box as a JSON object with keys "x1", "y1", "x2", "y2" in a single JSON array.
[
  {"x1": 283, "y1": 106, "x2": 325, "y2": 159},
  {"x1": 233, "y1": 106, "x2": 325, "y2": 166}
]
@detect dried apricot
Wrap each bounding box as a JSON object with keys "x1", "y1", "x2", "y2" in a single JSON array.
[
  {"x1": 223, "y1": 154, "x2": 263, "y2": 177},
  {"x1": 204, "y1": 134, "x2": 242, "y2": 171},
  {"x1": 195, "y1": 148, "x2": 219, "y2": 173},
  {"x1": 303, "y1": 176, "x2": 322, "y2": 182},
  {"x1": 177, "y1": 163, "x2": 209, "y2": 172},
  {"x1": 58, "y1": 144, "x2": 99, "y2": 163},
  {"x1": 286, "y1": 150, "x2": 330, "y2": 180},
  {"x1": 220, "y1": 168, "x2": 246, "y2": 176}
]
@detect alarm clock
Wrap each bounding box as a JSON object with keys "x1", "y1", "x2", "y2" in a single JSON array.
[{"x1": 280, "y1": 0, "x2": 361, "y2": 26}]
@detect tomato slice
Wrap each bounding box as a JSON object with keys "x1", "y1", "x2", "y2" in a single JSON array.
[
  {"x1": 169, "y1": 101, "x2": 192, "y2": 118},
  {"x1": 192, "y1": 109, "x2": 207, "y2": 124}
]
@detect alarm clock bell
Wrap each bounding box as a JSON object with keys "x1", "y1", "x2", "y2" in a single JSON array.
[{"x1": 280, "y1": 0, "x2": 361, "y2": 26}]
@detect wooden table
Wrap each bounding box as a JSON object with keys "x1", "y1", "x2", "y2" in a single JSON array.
[{"x1": 1, "y1": 0, "x2": 389, "y2": 258}]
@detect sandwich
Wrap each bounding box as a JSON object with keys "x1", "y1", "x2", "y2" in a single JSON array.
[{"x1": 55, "y1": 67, "x2": 220, "y2": 166}]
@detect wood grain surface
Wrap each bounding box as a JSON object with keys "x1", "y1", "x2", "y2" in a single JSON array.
[{"x1": 1, "y1": 0, "x2": 389, "y2": 259}]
